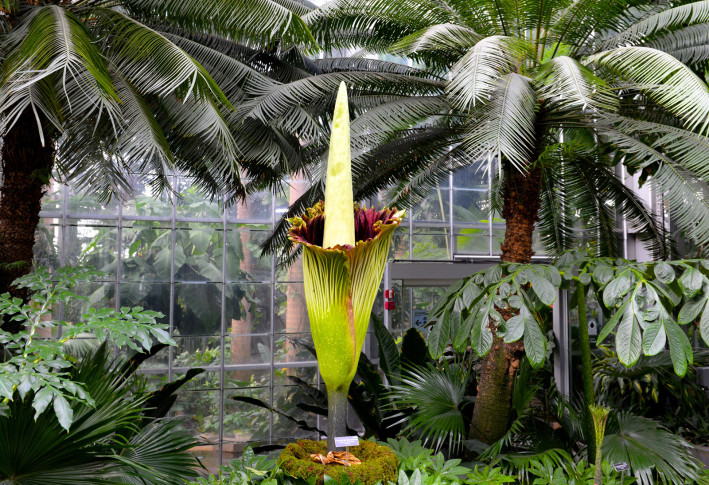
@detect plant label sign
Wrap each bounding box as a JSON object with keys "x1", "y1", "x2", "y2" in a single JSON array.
[
  {"x1": 334, "y1": 436, "x2": 359, "y2": 448},
  {"x1": 413, "y1": 309, "x2": 428, "y2": 328},
  {"x1": 613, "y1": 462, "x2": 630, "y2": 472},
  {"x1": 588, "y1": 319, "x2": 598, "y2": 336}
]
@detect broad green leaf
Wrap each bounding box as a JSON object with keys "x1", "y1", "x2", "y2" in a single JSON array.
[
  {"x1": 664, "y1": 316, "x2": 693, "y2": 377},
  {"x1": 453, "y1": 312, "x2": 475, "y2": 353},
  {"x1": 503, "y1": 305, "x2": 530, "y2": 343},
  {"x1": 428, "y1": 310, "x2": 450, "y2": 359},
  {"x1": 593, "y1": 263, "x2": 614, "y2": 285},
  {"x1": 654, "y1": 262, "x2": 675, "y2": 284},
  {"x1": 449, "y1": 310, "x2": 462, "y2": 343},
  {"x1": 642, "y1": 321, "x2": 666, "y2": 356},
  {"x1": 470, "y1": 309, "x2": 492, "y2": 357},
  {"x1": 597, "y1": 298, "x2": 631, "y2": 345},
  {"x1": 32, "y1": 387, "x2": 54, "y2": 419},
  {"x1": 484, "y1": 265, "x2": 503, "y2": 286},
  {"x1": 678, "y1": 294, "x2": 707, "y2": 324},
  {"x1": 603, "y1": 272, "x2": 632, "y2": 309},
  {"x1": 528, "y1": 269, "x2": 556, "y2": 306},
  {"x1": 524, "y1": 318, "x2": 546, "y2": 369},
  {"x1": 700, "y1": 306, "x2": 709, "y2": 347},
  {"x1": 615, "y1": 310, "x2": 642, "y2": 367},
  {"x1": 53, "y1": 394, "x2": 73, "y2": 431},
  {"x1": 678, "y1": 267, "x2": 703, "y2": 298},
  {"x1": 0, "y1": 379, "x2": 14, "y2": 400}
]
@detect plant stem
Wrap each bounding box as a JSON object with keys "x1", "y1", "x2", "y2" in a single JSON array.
[
  {"x1": 576, "y1": 282, "x2": 596, "y2": 463},
  {"x1": 327, "y1": 386, "x2": 348, "y2": 451}
]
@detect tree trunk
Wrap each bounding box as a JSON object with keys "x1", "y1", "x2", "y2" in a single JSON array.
[
  {"x1": 0, "y1": 112, "x2": 54, "y2": 333},
  {"x1": 469, "y1": 167, "x2": 541, "y2": 444}
]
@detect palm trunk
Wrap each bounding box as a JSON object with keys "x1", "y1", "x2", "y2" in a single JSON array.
[
  {"x1": 0, "y1": 112, "x2": 54, "y2": 333},
  {"x1": 469, "y1": 167, "x2": 541, "y2": 444}
]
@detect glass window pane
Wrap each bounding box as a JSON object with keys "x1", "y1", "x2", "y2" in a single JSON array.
[
  {"x1": 174, "y1": 225, "x2": 224, "y2": 282},
  {"x1": 121, "y1": 222, "x2": 172, "y2": 282},
  {"x1": 226, "y1": 227, "x2": 272, "y2": 283},
  {"x1": 174, "y1": 283, "x2": 222, "y2": 336},
  {"x1": 413, "y1": 188, "x2": 450, "y2": 222}
]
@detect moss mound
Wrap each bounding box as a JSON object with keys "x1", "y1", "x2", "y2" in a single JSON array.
[{"x1": 278, "y1": 439, "x2": 397, "y2": 485}]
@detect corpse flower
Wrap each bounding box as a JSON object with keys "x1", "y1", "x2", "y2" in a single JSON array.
[{"x1": 288, "y1": 82, "x2": 404, "y2": 452}]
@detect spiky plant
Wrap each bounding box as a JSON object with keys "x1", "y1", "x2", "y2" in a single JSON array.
[{"x1": 288, "y1": 82, "x2": 404, "y2": 451}]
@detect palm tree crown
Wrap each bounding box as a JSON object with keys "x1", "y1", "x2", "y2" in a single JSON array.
[{"x1": 261, "y1": 0, "x2": 709, "y2": 261}]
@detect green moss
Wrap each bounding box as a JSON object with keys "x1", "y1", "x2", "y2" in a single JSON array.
[{"x1": 277, "y1": 439, "x2": 398, "y2": 485}]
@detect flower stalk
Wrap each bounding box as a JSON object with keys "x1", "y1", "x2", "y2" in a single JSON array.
[{"x1": 288, "y1": 82, "x2": 404, "y2": 451}]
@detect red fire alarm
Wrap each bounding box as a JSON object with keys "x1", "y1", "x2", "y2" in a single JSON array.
[
  {"x1": 384, "y1": 289, "x2": 395, "y2": 299},
  {"x1": 385, "y1": 300, "x2": 396, "y2": 310}
]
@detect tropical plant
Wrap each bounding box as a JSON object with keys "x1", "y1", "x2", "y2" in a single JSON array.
[
  {"x1": 0, "y1": 0, "x2": 317, "y2": 316},
  {"x1": 287, "y1": 82, "x2": 404, "y2": 451},
  {"x1": 0, "y1": 266, "x2": 173, "y2": 429},
  {"x1": 247, "y1": 0, "x2": 709, "y2": 446},
  {"x1": 0, "y1": 342, "x2": 204, "y2": 484}
]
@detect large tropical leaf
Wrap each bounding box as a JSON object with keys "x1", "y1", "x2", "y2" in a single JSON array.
[
  {"x1": 460, "y1": 73, "x2": 538, "y2": 172},
  {"x1": 603, "y1": 412, "x2": 703, "y2": 485},
  {"x1": 120, "y1": 0, "x2": 318, "y2": 49},
  {"x1": 588, "y1": 47, "x2": 709, "y2": 135},
  {"x1": 446, "y1": 35, "x2": 531, "y2": 109}
]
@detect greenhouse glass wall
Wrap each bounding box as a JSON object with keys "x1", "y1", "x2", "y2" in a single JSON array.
[{"x1": 35, "y1": 167, "x2": 508, "y2": 465}]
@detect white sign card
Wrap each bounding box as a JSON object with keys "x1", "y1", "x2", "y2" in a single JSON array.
[{"x1": 334, "y1": 435, "x2": 360, "y2": 448}]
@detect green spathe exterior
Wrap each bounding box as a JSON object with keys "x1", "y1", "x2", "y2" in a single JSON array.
[
  {"x1": 323, "y1": 83, "x2": 356, "y2": 249},
  {"x1": 288, "y1": 81, "x2": 404, "y2": 451}
]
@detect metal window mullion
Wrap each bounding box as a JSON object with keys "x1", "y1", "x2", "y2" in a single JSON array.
[
  {"x1": 488, "y1": 156, "x2": 494, "y2": 256},
  {"x1": 449, "y1": 172, "x2": 454, "y2": 258},
  {"x1": 218, "y1": 200, "x2": 227, "y2": 465},
  {"x1": 168, "y1": 178, "x2": 177, "y2": 385},
  {"x1": 269, "y1": 192, "x2": 276, "y2": 445},
  {"x1": 58, "y1": 183, "x2": 68, "y2": 335},
  {"x1": 115, "y1": 200, "x2": 123, "y2": 312}
]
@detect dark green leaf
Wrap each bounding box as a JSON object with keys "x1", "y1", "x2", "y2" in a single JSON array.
[
  {"x1": 654, "y1": 262, "x2": 675, "y2": 284},
  {"x1": 428, "y1": 310, "x2": 450, "y2": 359},
  {"x1": 524, "y1": 319, "x2": 546, "y2": 369}
]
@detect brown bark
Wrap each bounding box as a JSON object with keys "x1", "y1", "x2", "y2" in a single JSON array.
[
  {"x1": 469, "y1": 166, "x2": 542, "y2": 444},
  {"x1": 0, "y1": 111, "x2": 55, "y2": 333}
]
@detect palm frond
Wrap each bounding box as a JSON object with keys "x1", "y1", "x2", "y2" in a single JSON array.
[
  {"x1": 2, "y1": 5, "x2": 120, "y2": 134},
  {"x1": 536, "y1": 55, "x2": 616, "y2": 113},
  {"x1": 388, "y1": 364, "x2": 472, "y2": 453},
  {"x1": 313, "y1": 57, "x2": 440, "y2": 79},
  {"x1": 303, "y1": 0, "x2": 452, "y2": 52},
  {"x1": 389, "y1": 22, "x2": 482, "y2": 57},
  {"x1": 588, "y1": 46, "x2": 709, "y2": 136},
  {"x1": 120, "y1": 0, "x2": 318, "y2": 49},
  {"x1": 604, "y1": 412, "x2": 703, "y2": 485},
  {"x1": 600, "y1": 125, "x2": 709, "y2": 254},
  {"x1": 460, "y1": 73, "x2": 538, "y2": 172},
  {"x1": 644, "y1": 23, "x2": 709, "y2": 64},
  {"x1": 162, "y1": 33, "x2": 278, "y2": 102},
  {"x1": 94, "y1": 8, "x2": 230, "y2": 105},
  {"x1": 238, "y1": 71, "x2": 444, "y2": 126},
  {"x1": 598, "y1": 0, "x2": 709, "y2": 51},
  {"x1": 446, "y1": 35, "x2": 531, "y2": 109}
]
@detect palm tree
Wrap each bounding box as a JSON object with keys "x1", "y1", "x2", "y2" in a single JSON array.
[
  {"x1": 254, "y1": 0, "x2": 709, "y2": 445},
  {"x1": 0, "y1": 0, "x2": 317, "y2": 315}
]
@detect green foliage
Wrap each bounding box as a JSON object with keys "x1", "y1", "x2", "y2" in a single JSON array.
[
  {"x1": 0, "y1": 343, "x2": 201, "y2": 484},
  {"x1": 387, "y1": 363, "x2": 472, "y2": 453},
  {"x1": 433, "y1": 251, "x2": 709, "y2": 378},
  {"x1": 428, "y1": 262, "x2": 559, "y2": 367},
  {"x1": 0, "y1": 266, "x2": 174, "y2": 430}
]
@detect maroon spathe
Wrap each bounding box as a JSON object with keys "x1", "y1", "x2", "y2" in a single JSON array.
[{"x1": 289, "y1": 201, "x2": 400, "y2": 249}]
